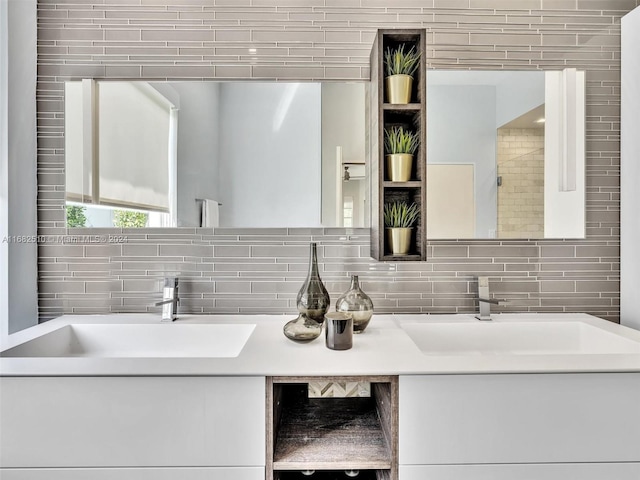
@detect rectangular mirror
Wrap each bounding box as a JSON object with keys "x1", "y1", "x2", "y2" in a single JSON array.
[
  {"x1": 426, "y1": 69, "x2": 586, "y2": 239},
  {"x1": 64, "y1": 80, "x2": 367, "y2": 228}
]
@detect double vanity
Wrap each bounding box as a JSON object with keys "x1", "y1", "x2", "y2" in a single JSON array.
[{"x1": 1, "y1": 313, "x2": 640, "y2": 480}]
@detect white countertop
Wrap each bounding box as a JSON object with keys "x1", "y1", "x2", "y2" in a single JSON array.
[{"x1": 2, "y1": 313, "x2": 640, "y2": 376}]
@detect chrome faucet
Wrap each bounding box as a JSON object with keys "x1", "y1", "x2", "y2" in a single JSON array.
[
  {"x1": 155, "y1": 277, "x2": 179, "y2": 322},
  {"x1": 475, "y1": 276, "x2": 506, "y2": 321}
]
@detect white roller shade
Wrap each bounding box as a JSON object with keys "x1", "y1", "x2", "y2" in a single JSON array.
[
  {"x1": 65, "y1": 81, "x2": 173, "y2": 212},
  {"x1": 64, "y1": 81, "x2": 87, "y2": 202},
  {"x1": 98, "y1": 82, "x2": 171, "y2": 212}
]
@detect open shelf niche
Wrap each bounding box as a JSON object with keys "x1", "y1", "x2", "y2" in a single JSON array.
[
  {"x1": 266, "y1": 376, "x2": 398, "y2": 480},
  {"x1": 368, "y1": 29, "x2": 427, "y2": 261}
]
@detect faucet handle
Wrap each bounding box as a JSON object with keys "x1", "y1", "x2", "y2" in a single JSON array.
[
  {"x1": 477, "y1": 297, "x2": 507, "y2": 305},
  {"x1": 477, "y1": 276, "x2": 508, "y2": 304},
  {"x1": 155, "y1": 298, "x2": 179, "y2": 307}
]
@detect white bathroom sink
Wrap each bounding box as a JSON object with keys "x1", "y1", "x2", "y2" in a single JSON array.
[
  {"x1": 1, "y1": 323, "x2": 256, "y2": 358},
  {"x1": 401, "y1": 321, "x2": 640, "y2": 355}
]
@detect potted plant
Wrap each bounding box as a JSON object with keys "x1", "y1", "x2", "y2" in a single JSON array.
[
  {"x1": 384, "y1": 126, "x2": 419, "y2": 182},
  {"x1": 384, "y1": 44, "x2": 421, "y2": 104},
  {"x1": 384, "y1": 200, "x2": 420, "y2": 255}
]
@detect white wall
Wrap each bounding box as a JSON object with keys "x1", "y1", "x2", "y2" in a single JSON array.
[
  {"x1": 172, "y1": 83, "x2": 220, "y2": 227},
  {"x1": 621, "y1": 6, "x2": 640, "y2": 330},
  {"x1": 0, "y1": 0, "x2": 38, "y2": 337},
  {"x1": 0, "y1": 0, "x2": 8, "y2": 339},
  {"x1": 427, "y1": 85, "x2": 497, "y2": 237},
  {"x1": 495, "y1": 71, "x2": 545, "y2": 128},
  {"x1": 218, "y1": 83, "x2": 321, "y2": 227}
]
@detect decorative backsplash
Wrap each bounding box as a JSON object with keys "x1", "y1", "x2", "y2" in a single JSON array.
[
  {"x1": 37, "y1": 227, "x2": 620, "y2": 321},
  {"x1": 36, "y1": 0, "x2": 634, "y2": 322}
]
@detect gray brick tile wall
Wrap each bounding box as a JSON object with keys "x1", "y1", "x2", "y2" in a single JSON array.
[{"x1": 36, "y1": 0, "x2": 638, "y2": 322}]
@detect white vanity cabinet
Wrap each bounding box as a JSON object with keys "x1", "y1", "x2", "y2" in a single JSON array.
[
  {"x1": 0, "y1": 376, "x2": 265, "y2": 480},
  {"x1": 0, "y1": 467, "x2": 264, "y2": 480},
  {"x1": 398, "y1": 374, "x2": 640, "y2": 480}
]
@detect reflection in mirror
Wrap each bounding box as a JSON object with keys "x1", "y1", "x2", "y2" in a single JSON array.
[
  {"x1": 64, "y1": 80, "x2": 367, "y2": 228},
  {"x1": 426, "y1": 69, "x2": 585, "y2": 239},
  {"x1": 321, "y1": 83, "x2": 367, "y2": 229}
]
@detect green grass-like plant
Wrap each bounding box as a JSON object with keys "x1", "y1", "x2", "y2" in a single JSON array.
[
  {"x1": 113, "y1": 209, "x2": 148, "y2": 228},
  {"x1": 66, "y1": 205, "x2": 87, "y2": 228},
  {"x1": 384, "y1": 44, "x2": 421, "y2": 77},
  {"x1": 384, "y1": 201, "x2": 420, "y2": 228},
  {"x1": 384, "y1": 126, "x2": 419, "y2": 155}
]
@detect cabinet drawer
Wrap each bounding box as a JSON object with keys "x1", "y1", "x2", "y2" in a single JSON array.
[
  {"x1": 0, "y1": 376, "x2": 265, "y2": 468},
  {"x1": 399, "y1": 463, "x2": 640, "y2": 480},
  {"x1": 0, "y1": 467, "x2": 265, "y2": 480},
  {"x1": 399, "y1": 373, "x2": 640, "y2": 465}
]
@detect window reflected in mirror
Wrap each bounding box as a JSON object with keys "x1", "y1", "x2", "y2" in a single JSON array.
[
  {"x1": 64, "y1": 80, "x2": 367, "y2": 228},
  {"x1": 65, "y1": 81, "x2": 175, "y2": 228}
]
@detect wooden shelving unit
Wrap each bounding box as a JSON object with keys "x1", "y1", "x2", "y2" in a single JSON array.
[
  {"x1": 267, "y1": 376, "x2": 398, "y2": 480},
  {"x1": 382, "y1": 103, "x2": 421, "y2": 111},
  {"x1": 274, "y1": 395, "x2": 390, "y2": 470},
  {"x1": 382, "y1": 181, "x2": 422, "y2": 188},
  {"x1": 368, "y1": 29, "x2": 427, "y2": 261}
]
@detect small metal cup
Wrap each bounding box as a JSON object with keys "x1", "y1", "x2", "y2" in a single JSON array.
[{"x1": 325, "y1": 312, "x2": 353, "y2": 350}]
